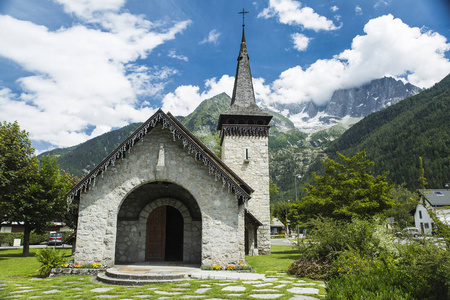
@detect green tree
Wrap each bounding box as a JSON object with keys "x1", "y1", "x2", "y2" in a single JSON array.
[
  {"x1": 61, "y1": 171, "x2": 81, "y2": 230},
  {"x1": 0, "y1": 121, "x2": 39, "y2": 255},
  {"x1": 271, "y1": 200, "x2": 294, "y2": 228},
  {"x1": 290, "y1": 151, "x2": 394, "y2": 223},
  {"x1": 387, "y1": 184, "x2": 418, "y2": 229},
  {"x1": 22, "y1": 155, "x2": 73, "y2": 256},
  {"x1": 0, "y1": 121, "x2": 74, "y2": 256},
  {"x1": 269, "y1": 179, "x2": 279, "y2": 201}
]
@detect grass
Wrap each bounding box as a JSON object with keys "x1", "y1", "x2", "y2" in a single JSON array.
[
  {"x1": 246, "y1": 244, "x2": 300, "y2": 273},
  {"x1": 0, "y1": 245, "x2": 326, "y2": 299},
  {"x1": 0, "y1": 248, "x2": 72, "y2": 279}
]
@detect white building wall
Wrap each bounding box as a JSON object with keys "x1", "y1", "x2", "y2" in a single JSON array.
[{"x1": 414, "y1": 204, "x2": 434, "y2": 235}]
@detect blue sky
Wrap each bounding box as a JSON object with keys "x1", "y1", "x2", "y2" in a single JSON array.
[{"x1": 0, "y1": 0, "x2": 449, "y2": 153}]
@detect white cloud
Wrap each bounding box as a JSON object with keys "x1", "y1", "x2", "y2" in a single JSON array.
[
  {"x1": 264, "y1": 14, "x2": 450, "y2": 106},
  {"x1": 258, "y1": 0, "x2": 339, "y2": 31},
  {"x1": 355, "y1": 5, "x2": 363, "y2": 15},
  {"x1": 200, "y1": 29, "x2": 221, "y2": 45},
  {"x1": 168, "y1": 50, "x2": 188, "y2": 61},
  {"x1": 162, "y1": 75, "x2": 234, "y2": 116},
  {"x1": 330, "y1": 5, "x2": 339, "y2": 12},
  {"x1": 291, "y1": 33, "x2": 310, "y2": 51},
  {"x1": 374, "y1": 0, "x2": 390, "y2": 8},
  {"x1": 54, "y1": 0, "x2": 125, "y2": 19},
  {"x1": 161, "y1": 74, "x2": 272, "y2": 116},
  {"x1": 0, "y1": 5, "x2": 191, "y2": 148}
]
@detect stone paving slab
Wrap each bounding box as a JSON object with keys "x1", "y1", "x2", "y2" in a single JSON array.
[{"x1": 288, "y1": 287, "x2": 320, "y2": 294}]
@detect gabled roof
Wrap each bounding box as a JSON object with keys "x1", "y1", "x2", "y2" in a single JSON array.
[
  {"x1": 418, "y1": 189, "x2": 450, "y2": 207},
  {"x1": 66, "y1": 109, "x2": 253, "y2": 202}
]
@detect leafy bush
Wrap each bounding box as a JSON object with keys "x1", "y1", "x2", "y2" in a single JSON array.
[
  {"x1": 35, "y1": 248, "x2": 66, "y2": 277},
  {"x1": 326, "y1": 259, "x2": 411, "y2": 300},
  {"x1": 396, "y1": 243, "x2": 450, "y2": 299},
  {"x1": 298, "y1": 217, "x2": 397, "y2": 261},
  {"x1": 326, "y1": 242, "x2": 450, "y2": 299},
  {"x1": 288, "y1": 257, "x2": 331, "y2": 280}
]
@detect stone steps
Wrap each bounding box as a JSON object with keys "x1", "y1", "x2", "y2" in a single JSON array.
[{"x1": 96, "y1": 268, "x2": 189, "y2": 286}]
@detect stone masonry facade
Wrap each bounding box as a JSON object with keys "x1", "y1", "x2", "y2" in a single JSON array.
[
  {"x1": 75, "y1": 125, "x2": 245, "y2": 267},
  {"x1": 221, "y1": 134, "x2": 271, "y2": 255}
]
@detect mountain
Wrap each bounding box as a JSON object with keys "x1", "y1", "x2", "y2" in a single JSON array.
[
  {"x1": 41, "y1": 123, "x2": 143, "y2": 178},
  {"x1": 323, "y1": 73, "x2": 450, "y2": 190},
  {"x1": 266, "y1": 77, "x2": 422, "y2": 132},
  {"x1": 39, "y1": 93, "x2": 302, "y2": 178},
  {"x1": 39, "y1": 75, "x2": 438, "y2": 197}
]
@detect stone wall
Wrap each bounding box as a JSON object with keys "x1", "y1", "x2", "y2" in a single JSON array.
[
  {"x1": 75, "y1": 125, "x2": 245, "y2": 267},
  {"x1": 221, "y1": 135, "x2": 271, "y2": 255}
]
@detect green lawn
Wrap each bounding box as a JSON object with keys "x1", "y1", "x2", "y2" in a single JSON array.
[
  {"x1": 0, "y1": 248, "x2": 72, "y2": 279},
  {"x1": 246, "y1": 244, "x2": 300, "y2": 273}
]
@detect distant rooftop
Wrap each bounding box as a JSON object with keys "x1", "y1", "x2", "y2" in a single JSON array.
[{"x1": 418, "y1": 189, "x2": 450, "y2": 206}]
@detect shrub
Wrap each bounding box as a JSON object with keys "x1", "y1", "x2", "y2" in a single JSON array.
[
  {"x1": 298, "y1": 217, "x2": 397, "y2": 261},
  {"x1": 326, "y1": 244, "x2": 450, "y2": 300},
  {"x1": 35, "y1": 248, "x2": 66, "y2": 277},
  {"x1": 288, "y1": 257, "x2": 331, "y2": 280},
  {"x1": 396, "y1": 243, "x2": 450, "y2": 299}
]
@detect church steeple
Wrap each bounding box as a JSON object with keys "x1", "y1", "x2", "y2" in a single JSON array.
[
  {"x1": 217, "y1": 13, "x2": 272, "y2": 256},
  {"x1": 230, "y1": 26, "x2": 256, "y2": 107},
  {"x1": 217, "y1": 23, "x2": 272, "y2": 131}
]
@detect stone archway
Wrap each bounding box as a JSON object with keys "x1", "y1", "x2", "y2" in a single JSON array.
[
  {"x1": 115, "y1": 181, "x2": 202, "y2": 264},
  {"x1": 145, "y1": 205, "x2": 184, "y2": 261}
]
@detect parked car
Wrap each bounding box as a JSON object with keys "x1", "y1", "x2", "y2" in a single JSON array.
[
  {"x1": 401, "y1": 227, "x2": 421, "y2": 238},
  {"x1": 48, "y1": 232, "x2": 63, "y2": 245}
]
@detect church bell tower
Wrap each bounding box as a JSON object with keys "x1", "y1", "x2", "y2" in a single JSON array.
[{"x1": 217, "y1": 19, "x2": 272, "y2": 255}]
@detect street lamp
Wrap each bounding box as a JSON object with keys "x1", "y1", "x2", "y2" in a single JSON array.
[
  {"x1": 294, "y1": 174, "x2": 302, "y2": 201},
  {"x1": 285, "y1": 200, "x2": 290, "y2": 235}
]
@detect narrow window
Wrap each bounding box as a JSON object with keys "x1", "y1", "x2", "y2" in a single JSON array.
[
  {"x1": 419, "y1": 211, "x2": 422, "y2": 219},
  {"x1": 245, "y1": 149, "x2": 249, "y2": 160}
]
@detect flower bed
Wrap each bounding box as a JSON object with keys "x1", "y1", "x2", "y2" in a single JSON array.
[
  {"x1": 201, "y1": 261, "x2": 253, "y2": 272},
  {"x1": 50, "y1": 263, "x2": 107, "y2": 277}
]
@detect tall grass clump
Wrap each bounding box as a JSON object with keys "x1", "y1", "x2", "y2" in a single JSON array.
[{"x1": 35, "y1": 247, "x2": 66, "y2": 277}]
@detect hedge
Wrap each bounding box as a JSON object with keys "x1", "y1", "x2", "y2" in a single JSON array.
[{"x1": 0, "y1": 231, "x2": 73, "y2": 246}]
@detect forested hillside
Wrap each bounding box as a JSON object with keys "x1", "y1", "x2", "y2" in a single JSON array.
[{"x1": 325, "y1": 73, "x2": 450, "y2": 190}]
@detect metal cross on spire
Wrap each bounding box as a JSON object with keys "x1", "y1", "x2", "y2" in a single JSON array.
[{"x1": 238, "y1": 8, "x2": 249, "y2": 27}]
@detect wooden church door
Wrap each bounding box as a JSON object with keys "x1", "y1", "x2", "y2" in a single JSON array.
[
  {"x1": 145, "y1": 205, "x2": 184, "y2": 261},
  {"x1": 146, "y1": 206, "x2": 166, "y2": 261}
]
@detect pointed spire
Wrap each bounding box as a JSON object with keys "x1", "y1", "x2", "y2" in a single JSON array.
[
  {"x1": 217, "y1": 14, "x2": 272, "y2": 131},
  {"x1": 230, "y1": 26, "x2": 255, "y2": 107}
]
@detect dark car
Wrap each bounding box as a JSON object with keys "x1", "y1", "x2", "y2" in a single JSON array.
[{"x1": 48, "y1": 232, "x2": 63, "y2": 245}]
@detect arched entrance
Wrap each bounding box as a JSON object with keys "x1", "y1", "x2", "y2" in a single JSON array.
[
  {"x1": 146, "y1": 205, "x2": 184, "y2": 261},
  {"x1": 115, "y1": 181, "x2": 202, "y2": 264}
]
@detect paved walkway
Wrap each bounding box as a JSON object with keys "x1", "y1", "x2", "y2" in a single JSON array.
[{"x1": 0, "y1": 269, "x2": 326, "y2": 299}]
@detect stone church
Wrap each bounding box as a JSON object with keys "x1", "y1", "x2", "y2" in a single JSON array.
[{"x1": 67, "y1": 25, "x2": 272, "y2": 268}]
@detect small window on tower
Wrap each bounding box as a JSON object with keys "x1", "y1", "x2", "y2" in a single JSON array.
[{"x1": 244, "y1": 149, "x2": 250, "y2": 162}]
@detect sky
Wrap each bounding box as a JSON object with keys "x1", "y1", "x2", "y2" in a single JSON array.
[{"x1": 0, "y1": 0, "x2": 449, "y2": 153}]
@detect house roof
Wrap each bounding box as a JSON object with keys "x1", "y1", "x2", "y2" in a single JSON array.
[
  {"x1": 271, "y1": 218, "x2": 284, "y2": 228},
  {"x1": 66, "y1": 109, "x2": 254, "y2": 202},
  {"x1": 418, "y1": 189, "x2": 450, "y2": 207}
]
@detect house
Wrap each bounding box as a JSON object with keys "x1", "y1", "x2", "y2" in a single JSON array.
[
  {"x1": 0, "y1": 221, "x2": 70, "y2": 233},
  {"x1": 270, "y1": 218, "x2": 284, "y2": 235},
  {"x1": 66, "y1": 24, "x2": 272, "y2": 268},
  {"x1": 415, "y1": 189, "x2": 450, "y2": 235}
]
